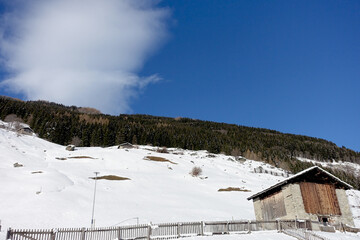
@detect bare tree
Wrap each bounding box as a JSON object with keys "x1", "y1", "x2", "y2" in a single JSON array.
[
  {"x1": 4, "y1": 114, "x2": 24, "y2": 130},
  {"x1": 71, "y1": 136, "x2": 82, "y2": 147}
]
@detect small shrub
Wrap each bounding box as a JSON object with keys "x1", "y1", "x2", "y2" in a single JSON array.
[{"x1": 190, "y1": 166, "x2": 202, "y2": 177}]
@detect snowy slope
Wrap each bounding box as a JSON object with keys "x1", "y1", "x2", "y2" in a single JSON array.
[
  {"x1": 186, "y1": 231, "x2": 360, "y2": 240},
  {"x1": 0, "y1": 121, "x2": 359, "y2": 239}
]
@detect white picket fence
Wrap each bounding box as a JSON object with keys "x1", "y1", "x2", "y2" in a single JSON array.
[
  {"x1": 6, "y1": 219, "x2": 303, "y2": 240},
  {"x1": 283, "y1": 229, "x2": 329, "y2": 240}
]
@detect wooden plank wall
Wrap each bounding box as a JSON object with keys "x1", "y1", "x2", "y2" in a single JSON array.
[
  {"x1": 261, "y1": 191, "x2": 287, "y2": 220},
  {"x1": 300, "y1": 182, "x2": 341, "y2": 215}
]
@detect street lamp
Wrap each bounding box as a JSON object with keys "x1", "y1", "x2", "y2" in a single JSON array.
[{"x1": 91, "y1": 171, "x2": 100, "y2": 228}]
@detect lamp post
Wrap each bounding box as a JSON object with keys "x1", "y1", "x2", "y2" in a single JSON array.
[{"x1": 91, "y1": 171, "x2": 99, "y2": 228}]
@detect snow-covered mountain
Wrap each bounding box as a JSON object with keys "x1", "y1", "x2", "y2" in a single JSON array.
[{"x1": 0, "y1": 120, "x2": 359, "y2": 239}]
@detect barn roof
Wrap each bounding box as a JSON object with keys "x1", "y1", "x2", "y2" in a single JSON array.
[
  {"x1": 119, "y1": 142, "x2": 133, "y2": 146},
  {"x1": 247, "y1": 166, "x2": 353, "y2": 200}
]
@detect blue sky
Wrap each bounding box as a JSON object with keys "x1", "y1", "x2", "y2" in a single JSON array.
[{"x1": 0, "y1": 0, "x2": 359, "y2": 151}]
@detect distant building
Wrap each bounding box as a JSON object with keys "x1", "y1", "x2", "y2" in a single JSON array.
[
  {"x1": 247, "y1": 166, "x2": 354, "y2": 229},
  {"x1": 16, "y1": 127, "x2": 34, "y2": 135},
  {"x1": 66, "y1": 145, "x2": 75, "y2": 151},
  {"x1": 118, "y1": 142, "x2": 134, "y2": 149}
]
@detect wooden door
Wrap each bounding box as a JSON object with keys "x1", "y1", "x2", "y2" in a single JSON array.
[{"x1": 300, "y1": 182, "x2": 341, "y2": 215}]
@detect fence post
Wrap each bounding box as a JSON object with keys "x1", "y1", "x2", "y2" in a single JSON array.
[
  {"x1": 226, "y1": 221, "x2": 229, "y2": 234},
  {"x1": 81, "y1": 227, "x2": 86, "y2": 240},
  {"x1": 177, "y1": 223, "x2": 180, "y2": 238},
  {"x1": 200, "y1": 221, "x2": 204, "y2": 236},
  {"x1": 279, "y1": 220, "x2": 282, "y2": 232},
  {"x1": 147, "y1": 225, "x2": 152, "y2": 240},
  {"x1": 51, "y1": 229, "x2": 56, "y2": 240},
  {"x1": 6, "y1": 228, "x2": 12, "y2": 240},
  {"x1": 341, "y1": 222, "x2": 346, "y2": 233},
  {"x1": 117, "y1": 227, "x2": 121, "y2": 240},
  {"x1": 247, "y1": 220, "x2": 251, "y2": 234}
]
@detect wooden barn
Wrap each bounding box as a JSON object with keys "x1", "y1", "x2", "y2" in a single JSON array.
[
  {"x1": 247, "y1": 166, "x2": 354, "y2": 229},
  {"x1": 118, "y1": 142, "x2": 135, "y2": 149},
  {"x1": 16, "y1": 126, "x2": 34, "y2": 135}
]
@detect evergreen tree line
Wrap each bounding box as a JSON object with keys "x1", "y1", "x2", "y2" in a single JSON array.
[{"x1": 1, "y1": 96, "x2": 359, "y2": 189}]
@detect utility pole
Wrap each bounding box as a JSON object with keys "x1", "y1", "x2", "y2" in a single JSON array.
[{"x1": 91, "y1": 171, "x2": 100, "y2": 228}]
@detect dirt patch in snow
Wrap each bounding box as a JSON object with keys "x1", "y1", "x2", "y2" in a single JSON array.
[
  {"x1": 90, "y1": 175, "x2": 131, "y2": 181},
  {"x1": 218, "y1": 187, "x2": 251, "y2": 192},
  {"x1": 56, "y1": 156, "x2": 96, "y2": 160},
  {"x1": 13, "y1": 162, "x2": 23, "y2": 167},
  {"x1": 144, "y1": 156, "x2": 177, "y2": 164},
  {"x1": 68, "y1": 156, "x2": 96, "y2": 159}
]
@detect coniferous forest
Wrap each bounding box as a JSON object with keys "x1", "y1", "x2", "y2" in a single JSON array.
[{"x1": 1, "y1": 96, "x2": 359, "y2": 189}]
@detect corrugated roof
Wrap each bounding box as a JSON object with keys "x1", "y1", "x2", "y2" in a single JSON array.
[{"x1": 247, "y1": 166, "x2": 353, "y2": 200}]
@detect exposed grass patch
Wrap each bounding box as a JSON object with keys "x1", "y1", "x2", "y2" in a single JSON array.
[
  {"x1": 90, "y1": 175, "x2": 131, "y2": 181},
  {"x1": 218, "y1": 187, "x2": 251, "y2": 192},
  {"x1": 144, "y1": 156, "x2": 177, "y2": 165},
  {"x1": 68, "y1": 156, "x2": 96, "y2": 159},
  {"x1": 56, "y1": 156, "x2": 96, "y2": 160},
  {"x1": 31, "y1": 171, "x2": 43, "y2": 174},
  {"x1": 13, "y1": 162, "x2": 23, "y2": 167}
]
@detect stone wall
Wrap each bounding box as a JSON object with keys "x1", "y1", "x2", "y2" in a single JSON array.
[
  {"x1": 253, "y1": 198, "x2": 263, "y2": 221},
  {"x1": 282, "y1": 184, "x2": 309, "y2": 220},
  {"x1": 334, "y1": 189, "x2": 355, "y2": 227}
]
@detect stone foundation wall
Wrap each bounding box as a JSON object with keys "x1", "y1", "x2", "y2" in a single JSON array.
[
  {"x1": 334, "y1": 189, "x2": 355, "y2": 227},
  {"x1": 253, "y1": 198, "x2": 263, "y2": 221}
]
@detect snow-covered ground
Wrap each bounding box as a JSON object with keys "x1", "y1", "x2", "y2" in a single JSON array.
[
  {"x1": 186, "y1": 231, "x2": 294, "y2": 240},
  {"x1": 314, "y1": 231, "x2": 360, "y2": 240},
  {"x1": 0, "y1": 120, "x2": 359, "y2": 240},
  {"x1": 186, "y1": 231, "x2": 360, "y2": 240}
]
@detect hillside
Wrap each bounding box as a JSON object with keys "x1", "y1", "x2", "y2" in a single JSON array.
[
  {"x1": 0, "y1": 96, "x2": 360, "y2": 189},
  {"x1": 0, "y1": 121, "x2": 359, "y2": 240},
  {"x1": 0, "y1": 121, "x2": 359, "y2": 238},
  {"x1": 0, "y1": 121, "x2": 293, "y2": 229}
]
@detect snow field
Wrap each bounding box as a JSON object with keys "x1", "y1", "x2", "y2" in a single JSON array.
[
  {"x1": 0, "y1": 126, "x2": 286, "y2": 231},
  {"x1": 0, "y1": 121, "x2": 359, "y2": 240}
]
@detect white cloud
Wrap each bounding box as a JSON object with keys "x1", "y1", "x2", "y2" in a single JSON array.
[{"x1": 0, "y1": 0, "x2": 169, "y2": 114}]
